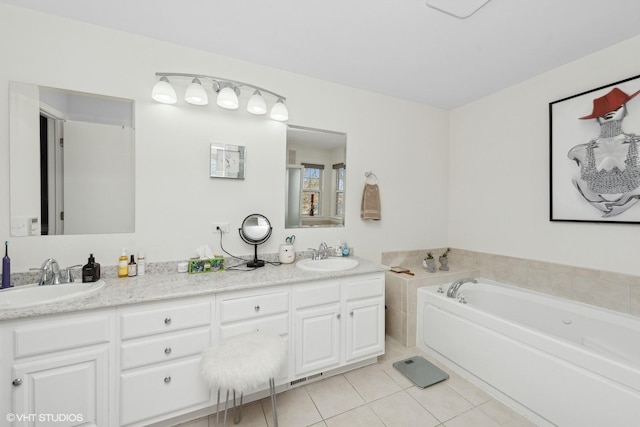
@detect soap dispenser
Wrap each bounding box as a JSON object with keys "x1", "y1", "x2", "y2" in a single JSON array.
[{"x1": 82, "y1": 253, "x2": 100, "y2": 283}]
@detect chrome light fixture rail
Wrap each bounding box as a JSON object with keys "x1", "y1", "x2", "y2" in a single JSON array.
[{"x1": 151, "y1": 72, "x2": 288, "y2": 121}]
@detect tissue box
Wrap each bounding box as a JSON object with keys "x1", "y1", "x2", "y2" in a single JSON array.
[{"x1": 188, "y1": 257, "x2": 225, "y2": 274}]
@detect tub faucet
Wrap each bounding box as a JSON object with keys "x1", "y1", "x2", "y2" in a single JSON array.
[{"x1": 446, "y1": 278, "x2": 477, "y2": 298}]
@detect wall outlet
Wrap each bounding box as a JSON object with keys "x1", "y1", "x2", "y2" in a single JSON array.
[{"x1": 212, "y1": 222, "x2": 230, "y2": 233}]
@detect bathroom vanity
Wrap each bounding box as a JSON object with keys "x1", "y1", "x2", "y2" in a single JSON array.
[{"x1": 0, "y1": 258, "x2": 386, "y2": 427}]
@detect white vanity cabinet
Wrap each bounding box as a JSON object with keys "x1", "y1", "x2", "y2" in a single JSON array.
[
  {"x1": 216, "y1": 286, "x2": 290, "y2": 383},
  {"x1": 293, "y1": 280, "x2": 342, "y2": 376},
  {"x1": 117, "y1": 297, "x2": 213, "y2": 427},
  {"x1": 0, "y1": 267, "x2": 385, "y2": 427},
  {"x1": 293, "y1": 273, "x2": 385, "y2": 378},
  {"x1": 343, "y1": 274, "x2": 385, "y2": 362},
  {"x1": 0, "y1": 310, "x2": 114, "y2": 427}
]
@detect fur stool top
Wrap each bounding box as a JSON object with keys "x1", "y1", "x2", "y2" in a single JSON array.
[{"x1": 201, "y1": 331, "x2": 287, "y2": 392}]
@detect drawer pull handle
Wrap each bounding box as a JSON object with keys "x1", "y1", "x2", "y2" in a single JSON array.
[
  {"x1": 254, "y1": 305, "x2": 260, "y2": 312},
  {"x1": 164, "y1": 317, "x2": 172, "y2": 325},
  {"x1": 336, "y1": 313, "x2": 341, "y2": 319},
  {"x1": 164, "y1": 347, "x2": 172, "y2": 355},
  {"x1": 12, "y1": 378, "x2": 22, "y2": 386},
  {"x1": 164, "y1": 376, "x2": 172, "y2": 384},
  {"x1": 350, "y1": 311, "x2": 354, "y2": 317}
]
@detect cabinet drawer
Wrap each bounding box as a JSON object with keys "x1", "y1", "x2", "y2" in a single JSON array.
[
  {"x1": 219, "y1": 313, "x2": 288, "y2": 340},
  {"x1": 120, "y1": 327, "x2": 211, "y2": 370},
  {"x1": 344, "y1": 275, "x2": 384, "y2": 301},
  {"x1": 120, "y1": 356, "x2": 210, "y2": 426},
  {"x1": 14, "y1": 313, "x2": 110, "y2": 358},
  {"x1": 219, "y1": 289, "x2": 289, "y2": 324},
  {"x1": 294, "y1": 280, "x2": 340, "y2": 309},
  {"x1": 120, "y1": 300, "x2": 211, "y2": 340}
]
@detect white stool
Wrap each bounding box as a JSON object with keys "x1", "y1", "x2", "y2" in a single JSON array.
[{"x1": 201, "y1": 331, "x2": 287, "y2": 426}]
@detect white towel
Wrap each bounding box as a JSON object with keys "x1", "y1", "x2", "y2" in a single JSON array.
[{"x1": 361, "y1": 184, "x2": 381, "y2": 220}]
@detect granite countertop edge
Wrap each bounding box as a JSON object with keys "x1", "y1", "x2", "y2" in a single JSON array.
[{"x1": 0, "y1": 257, "x2": 389, "y2": 321}]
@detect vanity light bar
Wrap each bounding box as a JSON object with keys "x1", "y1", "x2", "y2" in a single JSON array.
[{"x1": 152, "y1": 72, "x2": 288, "y2": 121}]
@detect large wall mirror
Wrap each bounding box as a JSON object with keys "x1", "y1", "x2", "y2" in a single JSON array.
[
  {"x1": 9, "y1": 82, "x2": 135, "y2": 236},
  {"x1": 285, "y1": 125, "x2": 346, "y2": 228}
]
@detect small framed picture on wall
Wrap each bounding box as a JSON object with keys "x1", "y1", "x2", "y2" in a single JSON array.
[{"x1": 210, "y1": 143, "x2": 246, "y2": 179}]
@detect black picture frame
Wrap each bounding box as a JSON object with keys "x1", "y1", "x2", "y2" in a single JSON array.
[{"x1": 549, "y1": 74, "x2": 640, "y2": 224}]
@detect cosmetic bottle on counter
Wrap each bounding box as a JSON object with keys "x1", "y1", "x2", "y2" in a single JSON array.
[
  {"x1": 137, "y1": 252, "x2": 146, "y2": 276},
  {"x1": 118, "y1": 248, "x2": 128, "y2": 278},
  {"x1": 82, "y1": 253, "x2": 101, "y2": 283},
  {"x1": 128, "y1": 254, "x2": 137, "y2": 277}
]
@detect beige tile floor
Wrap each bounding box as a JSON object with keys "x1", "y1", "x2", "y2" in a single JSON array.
[{"x1": 175, "y1": 336, "x2": 538, "y2": 427}]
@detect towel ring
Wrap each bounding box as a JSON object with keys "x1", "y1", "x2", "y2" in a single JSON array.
[{"x1": 364, "y1": 171, "x2": 378, "y2": 184}]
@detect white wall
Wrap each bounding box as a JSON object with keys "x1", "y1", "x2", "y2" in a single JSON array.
[
  {"x1": 449, "y1": 35, "x2": 640, "y2": 277},
  {"x1": 0, "y1": 4, "x2": 449, "y2": 271}
]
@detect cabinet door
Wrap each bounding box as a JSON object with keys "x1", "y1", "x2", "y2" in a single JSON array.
[
  {"x1": 294, "y1": 304, "x2": 341, "y2": 376},
  {"x1": 345, "y1": 298, "x2": 385, "y2": 363},
  {"x1": 219, "y1": 314, "x2": 290, "y2": 385},
  {"x1": 119, "y1": 356, "x2": 210, "y2": 426},
  {"x1": 12, "y1": 346, "x2": 109, "y2": 427}
]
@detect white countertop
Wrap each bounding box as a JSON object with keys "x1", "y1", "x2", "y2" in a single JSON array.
[{"x1": 0, "y1": 257, "x2": 388, "y2": 321}]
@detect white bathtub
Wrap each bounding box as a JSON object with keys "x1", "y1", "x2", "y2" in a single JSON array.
[{"x1": 417, "y1": 279, "x2": 640, "y2": 427}]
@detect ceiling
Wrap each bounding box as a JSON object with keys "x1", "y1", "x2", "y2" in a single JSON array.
[{"x1": 4, "y1": 0, "x2": 640, "y2": 109}]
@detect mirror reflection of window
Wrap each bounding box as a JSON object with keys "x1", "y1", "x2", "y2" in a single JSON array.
[
  {"x1": 334, "y1": 163, "x2": 345, "y2": 218},
  {"x1": 302, "y1": 164, "x2": 323, "y2": 216},
  {"x1": 285, "y1": 125, "x2": 346, "y2": 228}
]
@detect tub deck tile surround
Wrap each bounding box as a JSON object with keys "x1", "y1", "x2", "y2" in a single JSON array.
[
  {"x1": 382, "y1": 248, "x2": 640, "y2": 347},
  {"x1": 381, "y1": 249, "x2": 479, "y2": 347}
]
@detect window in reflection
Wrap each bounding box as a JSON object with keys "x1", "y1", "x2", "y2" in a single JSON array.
[
  {"x1": 334, "y1": 163, "x2": 345, "y2": 218},
  {"x1": 302, "y1": 163, "x2": 323, "y2": 216}
]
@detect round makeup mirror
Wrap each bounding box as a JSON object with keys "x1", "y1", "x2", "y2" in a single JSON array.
[{"x1": 238, "y1": 213, "x2": 272, "y2": 267}]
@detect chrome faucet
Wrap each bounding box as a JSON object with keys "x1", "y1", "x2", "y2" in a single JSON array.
[
  {"x1": 307, "y1": 242, "x2": 329, "y2": 260},
  {"x1": 318, "y1": 242, "x2": 328, "y2": 259},
  {"x1": 37, "y1": 258, "x2": 61, "y2": 286},
  {"x1": 446, "y1": 278, "x2": 477, "y2": 298},
  {"x1": 34, "y1": 259, "x2": 80, "y2": 285}
]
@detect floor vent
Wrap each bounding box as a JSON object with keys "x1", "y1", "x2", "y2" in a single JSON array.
[{"x1": 290, "y1": 372, "x2": 323, "y2": 386}]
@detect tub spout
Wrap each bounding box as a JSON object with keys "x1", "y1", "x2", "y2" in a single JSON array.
[{"x1": 446, "y1": 278, "x2": 477, "y2": 298}]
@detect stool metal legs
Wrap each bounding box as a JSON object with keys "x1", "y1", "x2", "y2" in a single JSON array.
[
  {"x1": 214, "y1": 378, "x2": 278, "y2": 427},
  {"x1": 232, "y1": 390, "x2": 243, "y2": 424},
  {"x1": 269, "y1": 377, "x2": 278, "y2": 427}
]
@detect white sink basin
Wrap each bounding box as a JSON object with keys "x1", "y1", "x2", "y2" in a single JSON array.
[
  {"x1": 296, "y1": 257, "x2": 359, "y2": 272},
  {"x1": 0, "y1": 280, "x2": 105, "y2": 309}
]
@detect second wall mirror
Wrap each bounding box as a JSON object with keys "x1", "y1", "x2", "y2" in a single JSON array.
[
  {"x1": 9, "y1": 82, "x2": 135, "y2": 236},
  {"x1": 285, "y1": 125, "x2": 346, "y2": 228}
]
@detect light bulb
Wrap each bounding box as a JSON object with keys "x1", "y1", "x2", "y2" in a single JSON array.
[
  {"x1": 217, "y1": 85, "x2": 239, "y2": 110},
  {"x1": 151, "y1": 77, "x2": 177, "y2": 104},
  {"x1": 185, "y1": 78, "x2": 208, "y2": 105},
  {"x1": 270, "y1": 99, "x2": 289, "y2": 121},
  {"x1": 247, "y1": 90, "x2": 267, "y2": 115}
]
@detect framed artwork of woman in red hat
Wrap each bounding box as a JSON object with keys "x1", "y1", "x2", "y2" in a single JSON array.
[{"x1": 550, "y1": 74, "x2": 640, "y2": 223}]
